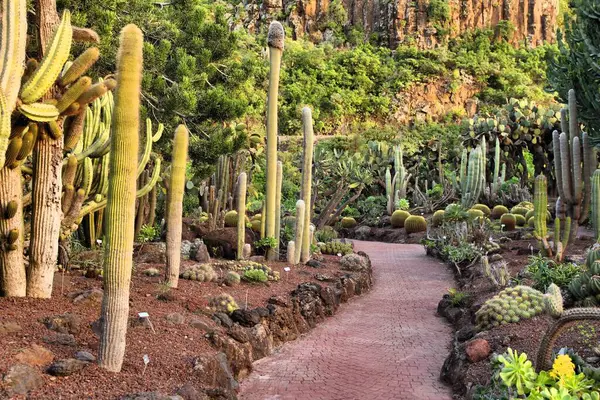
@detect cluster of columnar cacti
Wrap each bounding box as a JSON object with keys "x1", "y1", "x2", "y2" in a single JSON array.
[
  {"x1": 567, "y1": 256, "x2": 600, "y2": 307},
  {"x1": 480, "y1": 255, "x2": 510, "y2": 287},
  {"x1": 180, "y1": 264, "x2": 217, "y2": 282},
  {"x1": 385, "y1": 145, "x2": 410, "y2": 215},
  {"x1": 475, "y1": 286, "x2": 547, "y2": 330},
  {"x1": 98, "y1": 24, "x2": 144, "y2": 372},
  {"x1": 0, "y1": 4, "x2": 129, "y2": 298},
  {"x1": 533, "y1": 174, "x2": 569, "y2": 261},
  {"x1": 165, "y1": 125, "x2": 189, "y2": 288},
  {"x1": 460, "y1": 141, "x2": 485, "y2": 208},
  {"x1": 553, "y1": 89, "x2": 595, "y2": 242}
]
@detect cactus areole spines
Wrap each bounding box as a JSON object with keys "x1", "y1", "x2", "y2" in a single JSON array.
[
  {"x1": 98, "y1": 24, "x2": 143, "y2": 373},
  {"x1": 265, "y1": 21, "x2": 284, "y2": 260},
  {"x1": 165, "y1": 125, "x2": 189, "y2": 288}
]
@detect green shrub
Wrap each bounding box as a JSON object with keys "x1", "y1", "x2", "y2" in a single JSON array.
[
  {"x1": 137, "y1": 224, "x2": 159, "y2": 243},
  {"x1": 525, "y1": 255, "x2": 583, "y2": 291},
  {"x1": 356, "y1": 196, "x2": 387, "y2": 226}
]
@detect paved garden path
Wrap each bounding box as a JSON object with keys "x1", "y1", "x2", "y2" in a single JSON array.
[{"x1": 238, "y1": 241, "x2": 454, "y2": 400}]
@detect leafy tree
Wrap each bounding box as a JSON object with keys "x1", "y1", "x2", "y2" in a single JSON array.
[{"x1": 547, "y1": 0, "x2": 600, "y2": 136}]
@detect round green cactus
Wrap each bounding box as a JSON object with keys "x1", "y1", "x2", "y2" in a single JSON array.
[
  {"x1": 471, "y1": 204, "x2": 491, "y2": 216},
  {"x1": 224, "y1": 210, "x2": 238, "y2": 227},
  {"x1": 225, "y1": 271, "x2": 241, "y2": 286},
  {"x1": 432, "y1": 210, "x2": 445, "y2": 227},
  {"x1": 475, "y1": 285, "x2": 545, "y2": 330},
  {"x1": 467, "y1": 209, "x2": 485, "y2": 220},
  {"x1": 544, "y1": 283, "x2": 563, "y2": 318},
  {"x1": 341, "y1": 217, "x2": 357, "y2": 229},
  {"x1": 500, "y1": 213, "x2": 517, "y2": 230},
  {"x1": 391, "y1": 210, "x2": 410, "y2": 228},
  {"x1": 491, "y1": 205, "x2": 509, "y2": 219},
  {"x1": 510, "y1": 206, "x2": 530, "y2": 217},
  {"x1": 515, "y1": 214, "x2": 526, "y2": 226},
  {"x1": 404, "y1": 215, "x2": 427, "y2": 234}
]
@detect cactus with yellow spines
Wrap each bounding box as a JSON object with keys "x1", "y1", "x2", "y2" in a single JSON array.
[
  {"x1": 19, "y1": 10, "x2": 72, "y2": 104},
  {"x1": 293, "y1": 200, "x2": 305, "y2": 265},
  {"x1": 58, "y1": 47, "x2": 100, "y2": 87},
  {"x1": 138, "y1": 119, "x2": 163, "y2": 177},
  {"x1": 17, "y1": 102, "x2": 60, "y2": 122},
  {"x1": 0, "y1": 0, "x2": 27, "y2": 111},
  {"x1": 98, "y1": 24, "x2": 144, "y2": 373},
  {"x1": 300, "y1": 107, "x2": 314, "y2": 263},
  {"x1": 56, "y1": 76, "x2": 91, "y2": 113},
  {"x1": 64, "y1": 107, "x2": 86, "y2": 151},
  {"x1": 592, "y1": 169, "x2": 600, "y2": 242},
  {"x1": 237, "y1": 172, "x2": 247, "y2": 260},
  {"x1": 265, "y1": 21, "x2": 284, "y2": 261},
  {"x1": 165, "y1": 125, "x2": 189, "y2": 288}
]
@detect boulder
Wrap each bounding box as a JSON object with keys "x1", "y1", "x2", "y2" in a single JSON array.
[
  {"x1": 339, "y1": 253, "x2": 370, "y2": 272},
  {"x1": 74, "y1": 351, "x2": 96, "y2": 362},
  {"x1": 134, "y1": 242, "x2": 166, "y2": 264},
  {"x1": 202, "y1": 228, "x2": 255, "y2": 260},
  {"x1": 47, "y1": 358, "x2": 87, "y2": 376},
  {"x1": 212, "y1": 313, "x2": 233, "y2": 329},
  {"x1": 465, "y1": 338, "x2": 491, "y2": 362},
  {"x1": 230, "y1": 309, "x2": 261, "y2": 327},
  {"x1": 165, "y1": 313, "x2": 185, "y2": 325},
  {"x1": 2, "y1": 364, "x2": 44, "y2": 396},
  {"x1": 14, "y1": 345, "x2": 54, "y2": 366},
  {"x1": 42, "y1": 313, "x2": 81, "y2": 334},
  {"x1": 0, "y1": 321, "x2": 21, "y2": 335},
  {"x1": 43, "y1": 333, "x2": 77, "y2": 347},
  {"x1": 72, "y1": 288, "x2": 103, "y2": 304},
  {"x1": 190, "y1": 240, "x2": 211, "y2": 263}
]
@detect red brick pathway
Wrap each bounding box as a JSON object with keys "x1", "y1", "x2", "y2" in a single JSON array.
[{"x1": 239, "y1": 241, "x2": 454, "y2": 400}]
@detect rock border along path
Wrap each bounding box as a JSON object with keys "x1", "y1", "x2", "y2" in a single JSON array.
[{"x1": 239, "y1": 241, "x2": 454, "y2": 400}]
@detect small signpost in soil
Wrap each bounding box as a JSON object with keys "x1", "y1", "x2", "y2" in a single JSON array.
[
  {"x1": 138, "y1": 312, "x2": 156, "y2": 334},
  {"x1": 284, "y1": 267, "x2": 290, "y2": 282},
  {"x1": 142, "y1": 354, "x2": 150, "y2": 375}
]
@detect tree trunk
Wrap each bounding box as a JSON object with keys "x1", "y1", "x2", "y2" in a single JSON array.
[
  {"x1": 27, "y1": 0, "x2": 61, "y2": 298},
  {"x1": 0, "y1": 167, "x2": 26, "y2": 297}
]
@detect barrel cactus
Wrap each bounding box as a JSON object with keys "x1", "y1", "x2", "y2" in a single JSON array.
[
  {"x1": 391, "y1": 210, "x2": 410, "y2": 228},
  {"x1": 472, "y1": 204, "x2": 491, "y2": 216},
  {"x1": 467, "y1": 209, "x2": 485, "y2": 220},
  {"x1": 432, "y1": 210, "x2": 445, "y2": 227},
  {"x1": 500, "y1": 213, "x2": 517, "y2": 231},
  {"x1": 341, "y1": 217, "x2": 357, "y2": 229},
  {"x1": 491, "y1": 205, "x2": 509, "y2": 219},
  {"x1": 515, "y1": 214, "x2": 526, "y2": 226},
  {"x1": 208, "y1": 294, "x2": 239, "y2": 314},
  {"x1": 224, "y1": 210, "x2": 238, "y2": 227},
  {"x1": 544, "y1": 283, "x2": 564, "y2": 318},
  {"x1": 404, "y1": 215, "x2": 427, "y2": 234}
]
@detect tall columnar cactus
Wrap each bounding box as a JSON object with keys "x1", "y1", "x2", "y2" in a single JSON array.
[
  {"x1": 273, "y1": 161, "x2": 283, "y2": 258},
  {"x1": 236, "y1": 172, "x2": 247, "y2": 260},
  {"x1": 385, "y1": 167, "x2": 393, "y2": 215},
  {"x1": 490, "y1": 137, "x2": 503, "y2": 197},
  {"x1": 592, "y1": 169, "x2": 600, "y2": 242},
  {"x1": 461, "y1": 146, "x2": 483, "y2": 208},
  {"x1": 300, "y1": 107, "x2": 314, "y2": 263},
  {"x1": 552, "y1": 89, "x2": 594, "y2": 242},
  {"x1": 165, "y1": 125, "x2": 189, "y2": 288},
  {"x1": 533, "y1": 174, "x2": 569, "y2": 261},
  {"x1": 265, "y1": 21, "x2": 284, "y2": 261},
  {"x1": 393, "y1": 145, "x2": 408, "y2": 202},
  {"x1": 98, "y1": 24, "x2": 143, "y2": 373},
  {"x1": 293, "y1": 200, "x2": 305, "y2": 265}
]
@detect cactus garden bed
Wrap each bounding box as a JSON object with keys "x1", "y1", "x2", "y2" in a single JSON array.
[
  {"x1": 429, "y1": 222, "x2": 600, "y2": 399},
  {"x1": 0, "y1": 245, "x2": 373, "y2": 399}
]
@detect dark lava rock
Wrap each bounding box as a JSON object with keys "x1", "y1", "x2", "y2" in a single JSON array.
[
  {"x1": 230, "y1": 309, "x2": 261, "y2": 327},
  {"x1": 212, "y1": 312, "x2": 233, "y2": 329},
  {"x1": 43, "y1": 333, "x2": 77, "y2": 347},
  {"x1": 305, "y1": 260, "x2": 322, "y2": 268},
  {"x1": 74, "y1": 351, "x2": 96, "y2": 362},
  {"x1": 47, "y1": 358, "x2": 87, "y2": 376}
]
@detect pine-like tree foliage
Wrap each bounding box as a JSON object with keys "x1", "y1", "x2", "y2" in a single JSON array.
[{"x1": 548, "y1": 0, "x2": 600, "y2": 136}]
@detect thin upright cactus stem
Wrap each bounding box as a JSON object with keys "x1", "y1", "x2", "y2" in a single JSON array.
[
  {"x1": 293, "y1": 200, "x2": 305, "y2": 265},
  {"x1": 98, "y1": 24, "x2": 143, "y2": 373},
  {"x1": 568, "y1": 89, "x2": 579, "y2": 143},
  {"x1": 273, "y1": 161, "x2": 283, "y2": 258},
  {"x1": 491, "y1": 138, "x2": 501, "y2": 196},
  {"x1": 533, "y1": 174, "x2": 551, "y2": 257},
  {"x1": 236, "y1": 172, "x2": 247, "y2": 260},
  {"x1": 265, "y1": 21, "x2": 284, "y2": 259},
  {"x1": 592, "y1": 170, "x2": 600, "y2": 242},
  {"x1": 300, "y1": 107, "x2": 314, "y2": 263},
  {"x1": 165, "y1": 125, "x2": 189, "y2": 288}
]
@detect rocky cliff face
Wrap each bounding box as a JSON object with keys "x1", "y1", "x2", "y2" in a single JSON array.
[{"x1": 246, "y1": 0, "x2": 558, "y2": 48}]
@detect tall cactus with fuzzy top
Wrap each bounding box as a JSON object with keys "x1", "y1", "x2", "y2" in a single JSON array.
[
  {"x1": 165, "y1": 125, "x2": 189, "y2": 288},
  {"x1": 274, "y1": 161, "x2": 283, "y2": 258},
  {"x1": 98, "y1": 24, "x2": 143, "y2": 372},
  {"x1": 385, "y1": 167, "x2": 393, "y2": 215},
  {"x1": 394, "y1": 145, "x2": 408, "y2": 202},
  {"x1": 300, "y1": 107, "x2": 314, "y2": 263},
  {"x1": 265, "y1": 21, "x2": 284, "y2": 261},
  {"x1": 552, "y1": 89, "x2": 594, "y2": 242},
  {"x1": 592, "y1": 170, "x2": 600, "y2": 242},
  {"x1": 237, "y1": 172, "x2": 247, "y2": 260}
]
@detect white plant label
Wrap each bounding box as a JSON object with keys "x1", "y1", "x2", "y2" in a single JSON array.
[
  {"x1": 138, "y1": 312, "x2": 149, "y2": 318},
  {"x1": 143, "y1": 354, "x2": 150, "y2": 365},
  {"x1": 283, "y1": 267, "x2": 291, "y2": 272}
]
